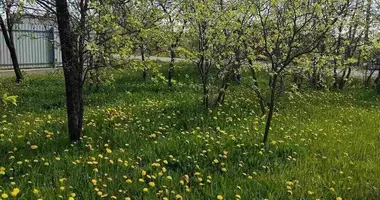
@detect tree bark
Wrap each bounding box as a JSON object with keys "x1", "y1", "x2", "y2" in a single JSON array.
[
  {"x1": 0, "y1": 16, "x2": 22, "y2": 82},
  {"x1": 364, "y1": 68, "x2": 375, "y2": 88},
  {"x1": 293, "y1": 70, "x2": 304, "y2": 91},
  {"x1": 338, "y1": 67, "x2": 350, "y2": 90},
  {"x1": 375, "y1": 72, "x2": 380, "y2": 95},
  {"x1": 197, "y1": 22, "x2": 209, "y2": 109},
  {"x1": 202, "y1": 76, "x2": 209, "y2": 109},
  {"x1": 248, "y1": 58, "x2": 266, "y2": 115},
  {"x1": 363, "y1": 0, "x2": 372, "y2": 88},
  {"x1": 168, "y1": 44, "x2": 175, "y2": 87},
  {"x1": 333, "y1": 23, "x2": 343, "y2": 89},
  {"x1": 56, "y1": 0, "x2": 84, "y2": 142},
  {"x1": 263, "y1": 72, "x2": 278, "y2": 145},
  {"x1": 342, "y1": 67, "x2": 352, "y2": 89},
  {"x1": 214, "y1": 71, "x2": 230, "y2": 106},
  {"x1": 140, "y1": 39, "x2": 147, "y2": 81}
]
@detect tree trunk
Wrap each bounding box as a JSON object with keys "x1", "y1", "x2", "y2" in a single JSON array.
[
  {"x1": 363, "y1": 0, "x2": 372, "y2": 88},
  {"x1": 263, "y1": 73, "x2": 278, "y2": 145},
  {"x1": 198, "y1": 54, "x2": 209, "y2": 109},
  {"x1": 365, "y1": 64, "x2": 375, "y2": 88},
  {"x1": 279, "y1": 74, "x2": 285, "y2": 94},
  {"x1": 8, "y1": 43, "x2": 22, "y2": 83},
  {"x1": 375, "y1": 72, "x2": 380, "y2": 95},
  {"x1": 89, "y1": 56, "x2": 101, "y2": 91},
  {"x1": 140, "y1": 41, "x2": 147, "y2": 81},
  {"x1": 338, "y1": 68, "x2": 347, "y2": 89},
  {"x1": 234, "y1": 50, "x2": 242, "y2": 84},
  {"x1": 215, "y1": 72, "x2": 230, "y2": 106},
  {"x1": 248, "y1": 58, "x2": 266, "y2": 116},
  {"x1": 197, "y1": 22, "x2": 209, "y2": 109},
  {"x1": 64, "y1": 69, "x2": 84, "y2": 141},
  {"x1": 56, "y1": 0, "x2": 84, "y2": 142},
  {"x1": 333, "y1": 66, "x2": 339, "y2": 89},
  {"x1": 168, "y1": 45, "x2": 175, "y2": 87},
  {"x1": 311, "y1": 56, "x2": 319, "y2": 88},
  {"x1": 333, "y1": 24, "x2": 343, "y2": 89},
  {"x1": 0, "y1": 17, "x2": 22, "y2": 82},
  {"x1": 338, "y1": 67, "x2": 351, "y2": 90},
  {"x1": 202, "y1": 77, "x2": 209, "y2": 109}
]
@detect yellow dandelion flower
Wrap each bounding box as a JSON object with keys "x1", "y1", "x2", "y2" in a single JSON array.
[
  {"x1": 336, "y1": 197, "x2": 343, "y2": 200},
  {"x1": 10, "y1": 188, "x2": 20, "y2": 197},
  {"x1": 106, "y1": 148, "x2": 112, "y2": 154},
  {"x1": 31, "y1": 145, "x2": 38, "y2": 150},
  {"x1": 1, "y1": 193, "x2": 9, "y2": 199},
  {"x1": 141, "y1": 170, "x2": 147, "y2": 176},
  {"x1": 0, "y1": 167, "x2": 5, "y2": 175},
  {"x1": 143, "y1": 188, "x2": 149, "y2": 192},
  {"x1": 149, "y1": 182, "x2": 155, "y2": 187},
  {"x1": 68, "y1": 197, "x2": 75, "y2": 200},
  {"x1": 33, "y1": 188, "x2": 39, "y2": 194},
  {"x1": 286, "y1": 181, "x2": 293, "y2": 186},
  {"x1": 217, "y1": 195, "x2": 223, "y2": 200}
]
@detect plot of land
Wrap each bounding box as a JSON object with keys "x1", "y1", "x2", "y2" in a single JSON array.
[{"x1": 0, "y1": 64, "x2": 379, "y2": 199}]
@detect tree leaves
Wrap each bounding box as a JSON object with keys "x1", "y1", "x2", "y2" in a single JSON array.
[{"x1": 1, "y1": 93, "x2": 18, "y2": 106}]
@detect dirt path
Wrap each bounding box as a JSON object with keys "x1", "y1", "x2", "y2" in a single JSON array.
[
  {"x1": 0, "y1": 56, "x2": 186, "y2": 78},
  {"x1": 0, "y1": 68, "x2": 60, "y2": 78}
]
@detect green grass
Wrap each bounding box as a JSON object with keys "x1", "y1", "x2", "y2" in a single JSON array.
[{"x1": 0, "y1": 64, "x2": 380, "y2": 200}]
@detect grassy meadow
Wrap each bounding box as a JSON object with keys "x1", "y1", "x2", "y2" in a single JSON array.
[{"x1": 0, "y1": 63, "x2": 380, "y2": 200}]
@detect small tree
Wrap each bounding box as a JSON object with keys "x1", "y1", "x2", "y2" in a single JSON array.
[
  {"x1": 374, "y1": 1, "x2": 380, "y2": 94},
  {"x1": 184, "y1": 0, "x2": 244, "y2": 109},
  {"x1": 0, "y1": 0, "x2": 23, "y2": 82},
  {"x1": 330, "y1": 0, "x2": 365, "y2": 90},
  {"x1": 156, "y1": 0, "x2": 187, "y2": 87},
  {"x1": 252, "y1": 0, "x2": 349, "y2": 144},
  {"x1": 113, "y1": 0, "x2": 162, "y2": 81}
]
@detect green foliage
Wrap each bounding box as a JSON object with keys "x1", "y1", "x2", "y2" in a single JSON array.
[{"x1": 1, "y1": 92, "x2": 17, "y2": 106}]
